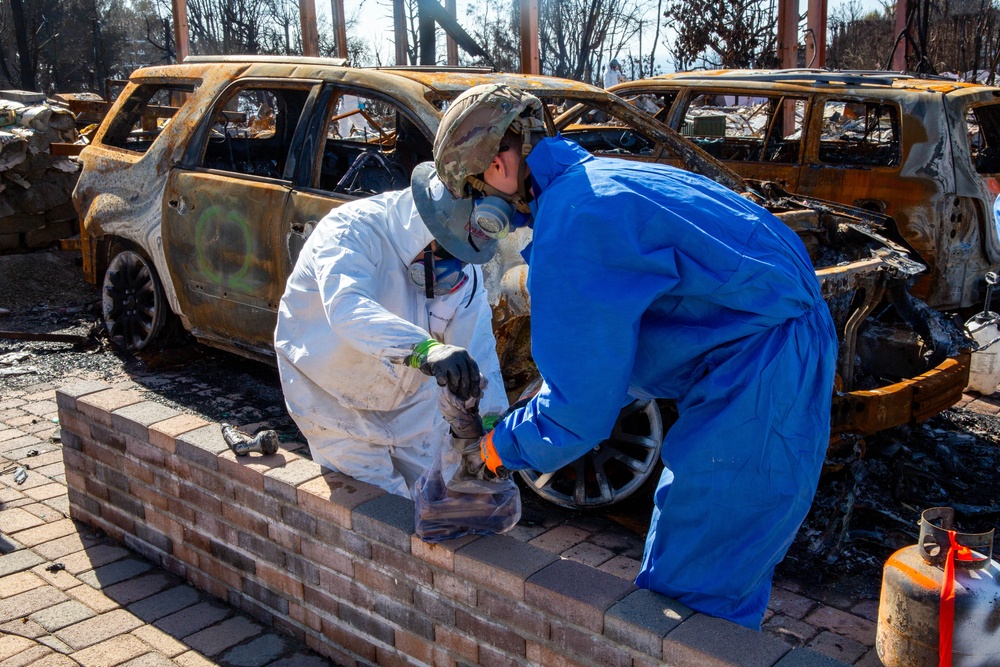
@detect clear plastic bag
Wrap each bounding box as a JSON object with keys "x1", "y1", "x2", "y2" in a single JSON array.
[{"x1": 413, "y1": 442, "x2": 521, "y2": 543}]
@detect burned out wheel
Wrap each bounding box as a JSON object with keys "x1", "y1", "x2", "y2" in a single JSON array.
[
  {"x1": 102, "y1": 248, "x2": 168, "y2": 352},
  {"x1": 518, "y1": 397, "x2": 664, "y2": 509}
]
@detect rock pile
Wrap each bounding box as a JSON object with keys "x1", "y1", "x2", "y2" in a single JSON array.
[{"x1": 0, "y1": 90, "x2": 82, "y2": 253}]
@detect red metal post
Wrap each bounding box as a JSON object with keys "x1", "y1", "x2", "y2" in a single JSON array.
[
  {"x1": 776, "y1": 0, "x2": 798, "y2": 69},
  {"x1": 331, "y1": 0, "x2": 348, "y2": 59},
  {"x1": 171, "y1": 0, "x2": 190, "y2": 62},
  {"x1": 300, "y1": 0, "x2": 319, "y2": 56},
  {"x1": 806, "y1": 0, "x2": 826, "y2": 68},
  {"x1": 519, "y1": 0, "x2": 539, "y2": 74}
]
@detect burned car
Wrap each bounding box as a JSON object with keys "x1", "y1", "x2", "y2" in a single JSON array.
[
  {"x1": 609, "y1": 69, "x2": 1000, "y2": 311},
  {"x1": 73, "y1": 57, "x2": 970, "y2": 509}
]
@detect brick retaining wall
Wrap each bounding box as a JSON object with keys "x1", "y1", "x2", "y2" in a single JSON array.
[{"x1": 56, "y1": 380, "x2": 848, "y2": 667}]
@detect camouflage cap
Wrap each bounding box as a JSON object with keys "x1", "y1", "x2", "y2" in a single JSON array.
[{"x1": 434, "y1": 83, "x2": 545, "y2": 199}]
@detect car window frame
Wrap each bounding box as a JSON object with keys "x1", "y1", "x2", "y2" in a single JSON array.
[
  {"x1": 294, "y1": 83, "x2": 436, "y2": 199},
  {"x1": 807, "y1": 94, "x2": 903, "y2": 170},
  {"x1": 666, "y1": 87, "x2": 810, "y2": 165},
  {"x1": 96, "y1": 78, "x2": 201, "y2": 155},
  {"x1": 180, "y1": 77, "x2": 323, "y2": 185},
  {"x1": 961, "y1": 99, "x2": 1000, "y2": 176}
]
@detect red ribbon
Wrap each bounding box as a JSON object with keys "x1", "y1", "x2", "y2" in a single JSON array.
[{"x1": 939, "y1": 530, "x2": 974, "y2": 667}]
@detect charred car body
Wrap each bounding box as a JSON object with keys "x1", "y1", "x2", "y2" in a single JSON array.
[
  {"x1": 72, "y1": 57, "x2": 970, "y2": 509},
  {"x1": 610, "y1": 69, "x2": 1000, "y2": 311}
]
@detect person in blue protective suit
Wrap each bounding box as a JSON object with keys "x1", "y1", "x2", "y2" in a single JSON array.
[{"x1": 419, "y1": 83, "x2": 839, "y2": 630}]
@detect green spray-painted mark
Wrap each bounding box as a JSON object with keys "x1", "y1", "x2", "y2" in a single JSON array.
[{"x1": 195, "y1": 203, "x2": 254, "y2": 292}]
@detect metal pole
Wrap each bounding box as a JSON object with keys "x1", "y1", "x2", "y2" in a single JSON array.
[
  {"x1": 806, "y1": 0, "x2": 826, "y2": 67},
  {"x1": 299, "y1": 0, "x2": 319, "y2": 56},
  {"x1": 171, "y1": 0, "x2": 190, "y2": 62},
  {"x1": 892, "y1": 0, "x2": 910, "y2": 70},
  {"x1": 776, "y1": 0, "x2": 798, "y2": 69},
  {"x1": 418, "y1": 0, "x2": 436, "y2": 65},
  {"x1": 446, "y1": 0, "x2": 458, "y2": 65},
  {"x1": 394, "y1": 0, "x2": 409, "y2": 64},
  {"x1": 330, "y1": 0, "x2": 348, "y2": 59},
  {"x1": 519, "y1": 0, "x2": 539, "y2": 74}
]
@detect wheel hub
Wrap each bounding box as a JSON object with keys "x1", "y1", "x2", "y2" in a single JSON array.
[
  {"x1": 102, "y1": 249, "x2": 167, "y2": 352},
  {"x1": 518, "y1": 398, "x2": 665, "y2": 509}
]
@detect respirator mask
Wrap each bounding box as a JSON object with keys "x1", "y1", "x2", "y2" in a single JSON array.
[
  {"x1": 468, "y1": 175, "x2": 534, "y2": 241},
  {"x1": 470, "y1": 196, "x2": 532, "y2": 240},
  {"x1": 466, "y1": 129, "x2": 542, "y2": 240},
  {"x1": 409, "y1": 245, "x2": 468, "y2": 298}
]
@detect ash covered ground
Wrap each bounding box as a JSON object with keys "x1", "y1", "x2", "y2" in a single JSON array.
[
  {"x1": 0, "y1": 249, "x2": 295, "y2": 439},
  {"x1": 3, "y1": 247, "x2": 999, "y2": 604},
  {"x1": 782, "y1": 409, "x2": 1000, "y2": 601}
]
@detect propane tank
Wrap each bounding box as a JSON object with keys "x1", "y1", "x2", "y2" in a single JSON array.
[
  {"x1": 965, "y1": 272, "x2": 1000, "y2": 395},
  {"x1": 876, "y1": 507, "x2": 999, "y2": 667}
]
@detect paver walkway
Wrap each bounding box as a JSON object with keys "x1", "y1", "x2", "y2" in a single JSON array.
[
  {"x1": 9, "y1": 375, "x2": 987, "y2": 665},
  {"x1": 1, "y1": 384, "x2": 335, "y2": 665}
]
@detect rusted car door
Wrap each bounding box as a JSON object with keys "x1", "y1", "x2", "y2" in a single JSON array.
[
  {"x1": 796, "y1": 95, "x2": 910, "y2": 213},
  {"x1": 281, "y1": 83, "x2": 435, "y2": 275},
  {"x1": 161, "y1": 80, "x2": 318, "y2": 355},
  {"x1": 945, "y1": 89, "x2": 1000, "y2": 268},
  {"x1": 668, "y1": 89, "x2": 806, "y2": 192},
  {"x1": 794, "y1": 94, "x2": 965, "y2": 305}
]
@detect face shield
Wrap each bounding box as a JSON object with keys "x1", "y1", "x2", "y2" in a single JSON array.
[{"x1": 411, "y1": 162, "x2": 498, "y2": 264}]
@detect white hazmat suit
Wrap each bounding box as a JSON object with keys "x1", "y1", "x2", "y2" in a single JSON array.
[
  {"x1": 274, "y1": 189, "x2": 508, "y2": 497},
  {"x1": 338, "y1": 94, "x2": 373, "y2": 138},
  {"x1": 604, "y1": 64, "x2": 624, "y2": 89}
]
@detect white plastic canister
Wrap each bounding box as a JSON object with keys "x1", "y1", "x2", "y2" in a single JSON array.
[
  {"x1": 965, "y1": 312, "x2": 1000, "y2": 394},
  {"x1": 876, "y1": 508, "x2": 1000, "y2": 667}
]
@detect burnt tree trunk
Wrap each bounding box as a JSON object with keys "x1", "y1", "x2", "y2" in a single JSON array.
[{"x1": 9, "y1": 0, "x2": 33, "y2": 90}]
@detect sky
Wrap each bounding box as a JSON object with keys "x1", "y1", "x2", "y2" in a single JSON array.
[{"x1": 311, "y1": 0, "x2": 890, "y2": 71}]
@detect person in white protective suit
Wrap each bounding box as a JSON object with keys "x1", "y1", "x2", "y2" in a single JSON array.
[
  {"x1": 604, "y1": 59, "x2": 625, "y2": 89},
  {"x1": 338, "y1": 94, "x2": 374, "y2": 138},
  {"x1": 274, "y1": 178, "x2": 508, "y2": 497}
]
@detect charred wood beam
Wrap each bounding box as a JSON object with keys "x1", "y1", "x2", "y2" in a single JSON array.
[
  {"x1": 445, "y1": 0, "x2": 458, "y2": 65},
  {"x1": 9, "y1": 0, "x2": 34, "y2": 90},
  {"x1": 417, "y1": 0, "x2": 492, "y2": 65},
  {"x1": 394, "y1": 0, "x2": 408, "y2": 65},
  {"x1": 419, "y1": 0, "x2": 436, "y2": 65}
]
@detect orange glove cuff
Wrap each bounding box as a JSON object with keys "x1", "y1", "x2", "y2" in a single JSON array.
[{"x1": 479, "y1": 431, "x2": 504, "y2": 474}]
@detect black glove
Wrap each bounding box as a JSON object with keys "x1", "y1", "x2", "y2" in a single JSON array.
[
  {"x1": 438, "y1": 387, "x2": 486, "y2": 439},
  {"x1": 409, "y1": 340, "x2": 481, "y2": 401}
]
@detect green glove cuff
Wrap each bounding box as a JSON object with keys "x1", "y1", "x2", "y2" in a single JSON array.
[
  {"x1": 481, "y1": 414, "x2": 501, "y2": 431},
  {"x1": 408, "y1": 338, "x2": 443, "y2": 369}
]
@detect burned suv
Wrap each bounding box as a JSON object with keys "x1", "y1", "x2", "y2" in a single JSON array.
[
  {"x1": 610, "y1": 69, "x2": 1000, "y2": 311},
  {"x1": 73, "y1": 57, "x2": 969, "y2": 509}
]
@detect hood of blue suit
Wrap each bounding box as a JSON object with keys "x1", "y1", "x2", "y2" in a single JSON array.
[{"x1": 525, "y1": 136, "x2": 593, "y2": 194}]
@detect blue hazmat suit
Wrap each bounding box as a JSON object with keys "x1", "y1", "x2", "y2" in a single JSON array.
[{"x1": 489, "y1": 137, "x2": 839, "y2": 629}]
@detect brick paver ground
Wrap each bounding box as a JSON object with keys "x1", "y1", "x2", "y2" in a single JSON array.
[
  {"x1": 0, "y1": 380, "x2": 335, "y2": 667},
  {"x1": 6, "y1": 372, "x2": 973, "y2": 665}
]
